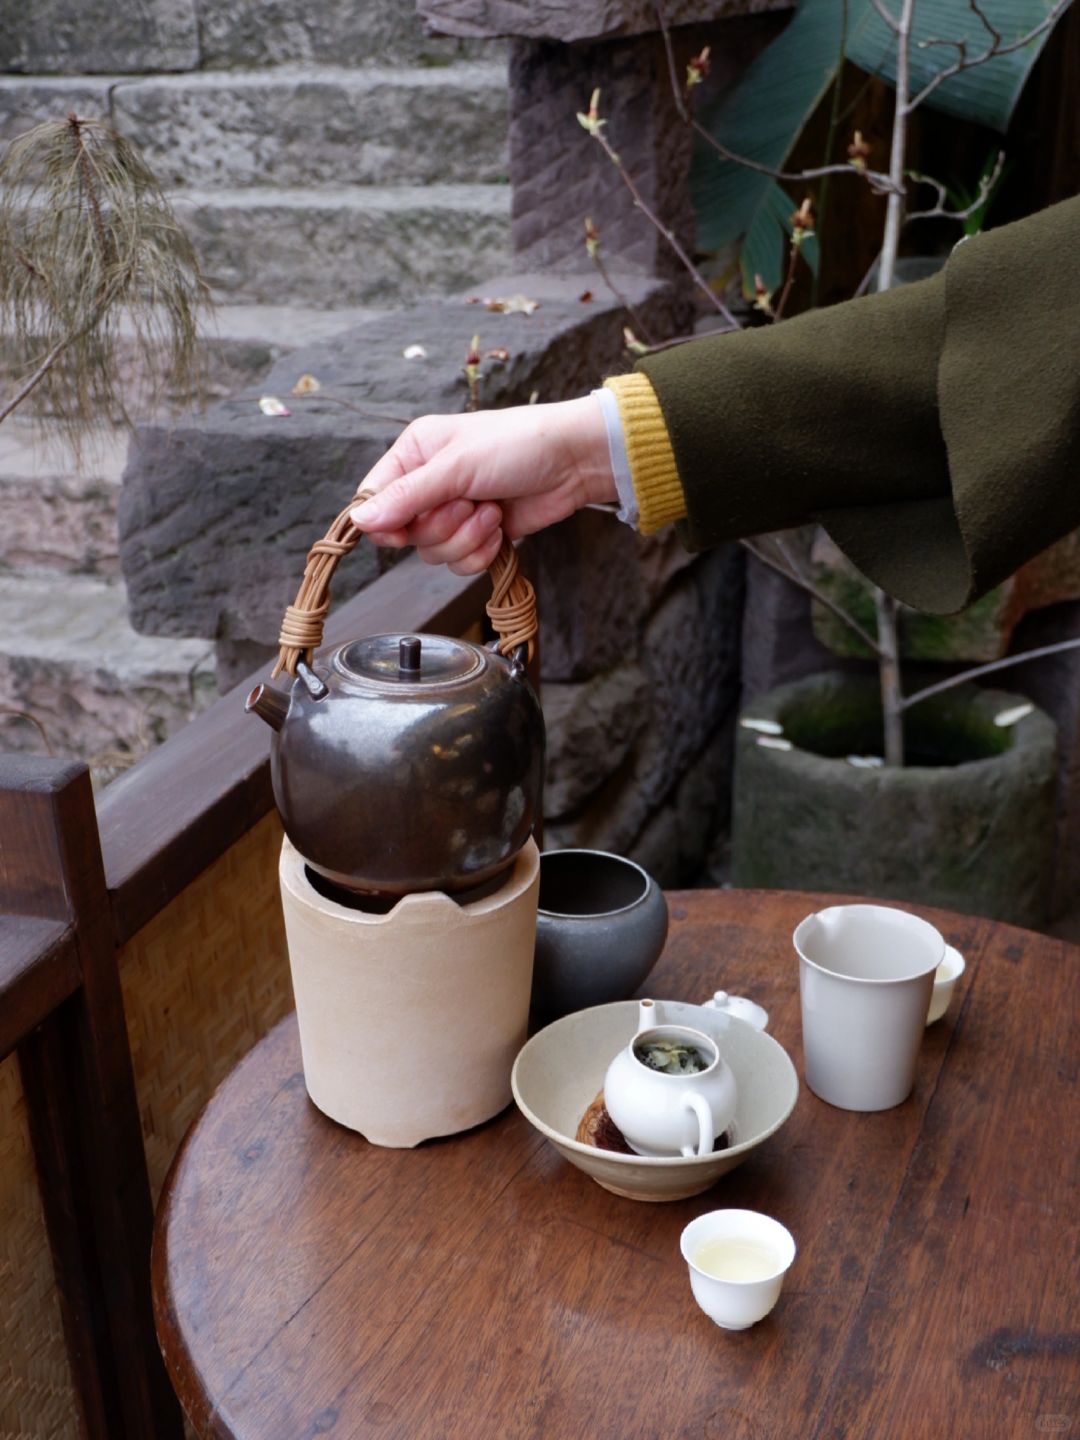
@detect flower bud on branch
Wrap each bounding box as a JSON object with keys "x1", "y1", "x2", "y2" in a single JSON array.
[
  {"x1": 790, "y1": 197, "x2": 815, "y2": 248},
  {"x1": 847, "y1": 131, "x2": 872, "y2": 171},
  {"x1": 686, "y1": 46, "x2": 711, "y2": 92}
]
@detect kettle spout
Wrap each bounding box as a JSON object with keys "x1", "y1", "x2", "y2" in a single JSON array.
[{"x1": 246, "y1": 682, "x2": 290, "y2": 732}]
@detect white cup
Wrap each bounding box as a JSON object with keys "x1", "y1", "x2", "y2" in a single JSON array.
[
  {"x1": 794, "y1": 903, "x2": 944, "y2": 1111},
  {"x1": 680, "y1": 1209, "x2": 796, "y2": 1330}
]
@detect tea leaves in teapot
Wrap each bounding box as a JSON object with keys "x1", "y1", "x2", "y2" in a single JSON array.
[{"x1": 634, "y1": 1039, "x2": 710, "y2": 1075}]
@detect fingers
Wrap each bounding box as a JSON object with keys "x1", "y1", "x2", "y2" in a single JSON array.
[
  {"x1": 447, "y1": 525, "x2": 505, "y2": 577},
  {"x1": 414, "y1": 502, "x2": 501, "y2": 568}
]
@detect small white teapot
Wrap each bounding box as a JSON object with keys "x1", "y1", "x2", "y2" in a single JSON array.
[{"x1": 603, "y1": 999, "x2": 738, "y2": 1157}]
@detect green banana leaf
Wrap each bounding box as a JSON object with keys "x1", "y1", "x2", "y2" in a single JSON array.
[
  {"x1": 692, "y1": 0, "x2": 1066, "y2": 292},
  {"x1": 693, "y1": 0, "x2": 848, "y2": 291},
  {"x1": 846, "y1": 0, "x2": 1063, "y2": 131}
]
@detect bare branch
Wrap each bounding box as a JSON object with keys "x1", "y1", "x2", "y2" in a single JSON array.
[
  {"x1": 585, "y1": 119, "x2": 742, "y2": 329},
  {"x1": 906, "y1": 0, "x2": 1072, "y2": 113},
  {"x1": 654, "y1": 3, "x2": 691, "y2": 124},
  {"x1": 742, "y1": 536, "x2": 886, "y2": 657},
  {"x1": 905, "y1": 150, "x2": 1005, "y2": 223},
  {"x1": 870, "y1": 0, "x2": 903, "y2": 32},
  {"x1": 586, "y1": 234, "x2": 659, "y2": 345},
  {"x1": 901, "y1": 637, "x2": 1080, "y2": 711}
]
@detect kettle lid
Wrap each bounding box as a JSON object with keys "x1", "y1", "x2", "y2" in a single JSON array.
[{"x1": 334, "y1": 632, "x2": 483, "y2": 688}]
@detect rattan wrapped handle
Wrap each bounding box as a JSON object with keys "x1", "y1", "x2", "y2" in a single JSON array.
[{"x1": 273, "y1": 486, "x2": 538, "y2": 678}]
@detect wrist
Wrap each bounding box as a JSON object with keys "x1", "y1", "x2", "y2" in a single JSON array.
[{"x1": 557, "y1": 395, "x2": 618, "y2": 508}]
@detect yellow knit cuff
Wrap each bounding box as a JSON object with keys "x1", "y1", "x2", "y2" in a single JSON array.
[{"x1": 603, "y1": 372, "x2": 685, "y2": 534}]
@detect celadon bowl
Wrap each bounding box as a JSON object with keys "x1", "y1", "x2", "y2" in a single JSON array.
[{"x1": 511, "y1": 999, "x2": 799, "y2": 1202}]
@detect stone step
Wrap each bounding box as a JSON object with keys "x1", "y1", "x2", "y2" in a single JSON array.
[
  {"x1": 0, "y1": 423, "x2": 127, "y2": 575},
  {"x1": 0, "y1": 0, "x2": 493, "y2": 77},
  {"x1": 0, "y1": 63, "x2": 509, "y2": 189},
  {"x1": 110, "y1": 63, "x2": 509, "y2": 189},
  {"x1": 0, "y1": 300, "x2": 385, "y2": 431},
  {"x1": 173, "y1": 183, "x2": 512, "y2": 307},
  {"x1": 0, "y1": 571, "x2": 215, "y2": 783},
  {"x1": 0, "y1": 304, "x2": 387, "y2": 571}
]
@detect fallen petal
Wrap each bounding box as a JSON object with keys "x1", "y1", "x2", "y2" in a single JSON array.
[
  {"x1": 757, "y1": 736, "x2": 793, "y2": 752},
  {"x1": 740, "y1": 717, "x2": 783, "y2": 735},
  {"x1": 485, "y1": 347, "x2": 510, "y2": 362},
  {"x1": 994, "y1": 702, "x2": 1034, "y2": 728},
  {"x1": 403, "y1": 344, "x2": 428, "y2": 361},
  {"x1": 258, "y1": 395, "x2": 291, "y2": 416},
  {"x1": 846, "y1": 754, "x2": 884, "y2": 768},
  {"x1": 291, "y1": 373, "x2": 321, "y2": 395}
]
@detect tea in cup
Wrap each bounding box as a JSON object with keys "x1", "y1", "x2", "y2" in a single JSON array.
[{"x1": 680, "y1": 1209, "x2": 796, "y2": 1330}]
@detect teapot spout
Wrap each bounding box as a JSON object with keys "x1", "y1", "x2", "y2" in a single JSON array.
[
  {"x1": 636, "y1": 998, "x2": 659, "y2": 1034},
  {"x1": 246, "y1": 682, "x2": 290, "y2": 732}
]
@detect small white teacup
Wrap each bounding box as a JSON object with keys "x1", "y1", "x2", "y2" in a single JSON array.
[
  {"x1": 680, "y1": 1209, "x2": 796, "y2": 1330},
  {"x1": 926, "y1": 945, "x2": 966, "y2": 1025}
]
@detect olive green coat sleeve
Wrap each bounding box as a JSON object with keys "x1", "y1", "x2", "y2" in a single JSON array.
[{"x1": 636, "y1": 195, "x2": 1080, "y2": 614}]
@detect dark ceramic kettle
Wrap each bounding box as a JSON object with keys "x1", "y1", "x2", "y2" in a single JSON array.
[{"x1": 247, "y1": 492, "x2": 544, "y2": 897}]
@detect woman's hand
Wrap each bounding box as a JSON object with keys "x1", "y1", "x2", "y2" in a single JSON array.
[{"x1": 349, "y1": 396, "x2": 615, "y2": 574}]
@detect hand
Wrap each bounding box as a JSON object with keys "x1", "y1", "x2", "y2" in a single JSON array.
[{"x1": 349, "y1": 396, "x2": 615, "y2": 574}]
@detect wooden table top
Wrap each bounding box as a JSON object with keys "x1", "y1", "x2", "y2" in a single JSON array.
[{"x1": 153, "y1": 889, "x2": 1080, "y2": 1440}]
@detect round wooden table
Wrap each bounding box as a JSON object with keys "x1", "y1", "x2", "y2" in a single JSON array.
[{"x1": 153, "y1": 889, "x2": 1079, "y2": 1439}]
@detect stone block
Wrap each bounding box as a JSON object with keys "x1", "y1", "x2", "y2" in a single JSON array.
[
  {"x1": 628, "y1": 713, "x2": 735, "y2": 888},
  {"x1": 547, "y1": 545, "x2": 743, "y2": 854},
  {"x1": 542, "y1": 661, "x2": 649, "y2": 818},
  {"x1": 419, "y1": 0, "x2": 790, "y2": 41},
  {"x1": 199, "y1": 0, "x2": 497, "y2": 68},
  {"x1": 0, "y1": 424, "x2": 126, "y2": 575},
  {"x1": 174, "y1": 184, "x2": 512, "y2": 307},
  {"x1": 0, "y1": 573, "x2": 214, "y2": 784},
  {"x1": 996, "y1": 600, "x2": 1080, "y2": 921},
  {"x1": 111, "y1": 64, "x2": 509, "y2": 191},
  {"x1": 0, "y1": 0, "x2": 198, "y2": 74},
  {"x1": 508, "y1": 33, "x2": 693, "y2": 276},
  {"x1": 531, "y1": 511, "x2": 649, "y2": 682},
  {"x1": 0, "y1": 77, "x2": 113, "y2": 141},
  {"x1": 119, "y1": 272, "x2": 688, "y2": 650}
]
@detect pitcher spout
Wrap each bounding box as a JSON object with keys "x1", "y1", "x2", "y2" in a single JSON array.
[{"x1": 246, "y1": 682, "x2": 290, "y2": 732}]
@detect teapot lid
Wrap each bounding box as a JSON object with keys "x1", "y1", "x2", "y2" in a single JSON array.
[{"x1": 334, "y1": 633, "x2": 482, "y2": 689}]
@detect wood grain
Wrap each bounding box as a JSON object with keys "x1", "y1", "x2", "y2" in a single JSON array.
[
  {"x1": 1, "y1": 756, "x2": 184, "y2": 1439},
  {"x1": 153, "y1": 889, "x2": 1078, "y2": 1439}
]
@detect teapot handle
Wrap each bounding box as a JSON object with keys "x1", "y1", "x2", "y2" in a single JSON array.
[
  {"x1": 272, "y1": 486, "x2": 538, "y2": 679},
  {"x1": 680, "y1": 1092, "x2": 715, "y2": 1159}
]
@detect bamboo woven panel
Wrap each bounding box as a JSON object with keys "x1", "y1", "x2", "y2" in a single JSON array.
[
  {"x1": 118, "y1": 810, "x2": 292, "y2": 1200},
  {"x1": 0, "y1": 1057, "x2": 79, "y2": 1440},
  {"x1": 0, "y1": 810, "x2": 292, "y2": 1440}
]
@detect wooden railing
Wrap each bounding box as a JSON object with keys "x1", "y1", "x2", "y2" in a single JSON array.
[{"x1": 0, "y1": 553, "x2": 492, "y2": 1440}]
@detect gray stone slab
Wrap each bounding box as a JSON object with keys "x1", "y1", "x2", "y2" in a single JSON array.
[
  {"x1": 198, "y1": 0, "x2": 499, "y2": 68},
  {"x1": 542, "y1": 661, "x2": 649, "y2": 818},
  {"x1": 509, "y1": 33, "x2": 693, "y2": 276},
  {"x1": 111, "y1": 64, "x2": 509, "y2": 190},
  {"x1": 0, "y1": 0, "x2": 198, "y2": 74},
  {"x1": 119, "y1": 271, "x2": 689, "y2": 649},
  {"x1": 547, "y1": 544, "x2": 744, "y2": 854},
  {"x1": 0, "y1": 424, "x2": 127, "y2": 574},
  {"x1": 171, "y1": 184, "x2": 512, "y2": 306},
  {"x1": 0, "y1": 77, "x2": 113, "y2": 142},
  {"x1": 419, "y1": 0, "x2": 790, "y2": 41},
  {"x1": 0, "y1": 573, "x2": 214, "y2": 780}
]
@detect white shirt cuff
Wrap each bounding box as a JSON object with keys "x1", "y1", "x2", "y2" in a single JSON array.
[{"x1": 592, "y1": 387, "x2": 638, "y2": 527}]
